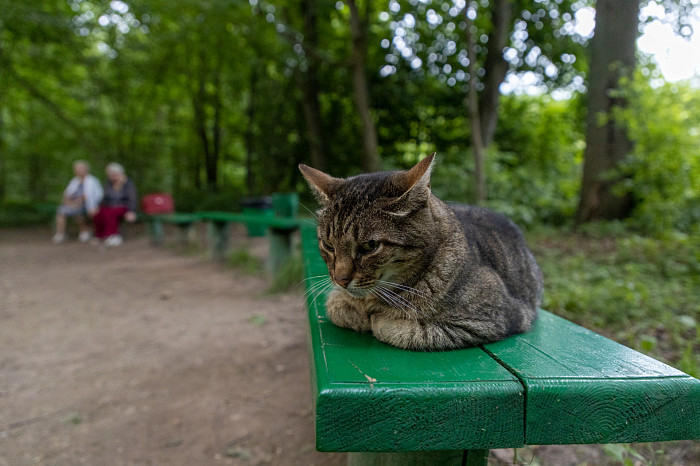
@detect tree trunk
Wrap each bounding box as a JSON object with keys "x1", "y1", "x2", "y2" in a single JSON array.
[
  {"x1": 466, "y1": 10, "x2": 486, "y2": 203},
  {"x1": 347, "y1": 0, "x2": 381, "y2": 172},
  {"x1": 479, "y1": 0, "x2": 513, "y2": 147},
  {"x1": 299, "y1": 0, "x2": 327, "y2": 171},
  {"x1": 245, "y1": 67, "x2": 257, "y2": 195},
  {"x1": 576, "y1": 0, "x2": 639, "y2": 224},
  {"x1": 0, "y1": 104, "x2": 5, "y2": 201}
]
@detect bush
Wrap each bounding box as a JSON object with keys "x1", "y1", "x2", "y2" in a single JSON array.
[{"x1": 614, "y1": 75, "x2": 700, "y2": 235}]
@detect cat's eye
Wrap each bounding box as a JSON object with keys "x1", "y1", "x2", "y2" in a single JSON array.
[
  {"x1": 320, "y1": 240, "x2": 335, "y2": 252},
  {"x1": 359, "y1": 240, "x2": 380, "y2": 254}
]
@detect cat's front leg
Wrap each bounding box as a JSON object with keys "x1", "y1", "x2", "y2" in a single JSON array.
[
  {"x1": 325, "y1": 289, "x2": 372, "y2": 333},
  {"x1": 371, "y1": 315, "x2": 469, "y2": 351}
]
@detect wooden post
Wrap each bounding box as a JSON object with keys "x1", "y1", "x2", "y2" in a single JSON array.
[
  {"x1": 208, "y1": 221, "x2": 229, "y2": 262},
  {"x1": 347, "y1": 450, "x2": 488, "y2": 466},
  {"x1": 147, "y1": 217, "x2": 164, "y2": 245},
  {"x1": 268, "y1": 227, "x2": 293, "y2": 273}
]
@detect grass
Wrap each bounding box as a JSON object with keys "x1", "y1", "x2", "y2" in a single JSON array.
[{"x1": 226, "y1": 246, "x2": 264, "y2": 275}]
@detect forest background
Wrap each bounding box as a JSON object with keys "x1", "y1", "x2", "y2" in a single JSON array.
[{"x1": 1, "y1": 1, "x2": 699, "y2": 462}]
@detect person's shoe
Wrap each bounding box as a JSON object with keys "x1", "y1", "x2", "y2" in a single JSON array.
[
  {"x1": 52, "y1": 233, "x2": 65, "y2": 244},
  {"x1": 104, "y1": 235, "x2": 123, "y2": 247},
  {"x1": 78, "y1": 231, "x2": 92, "y2": 242}
]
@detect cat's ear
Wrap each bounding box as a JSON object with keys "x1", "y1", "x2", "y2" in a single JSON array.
[
  {"x1": 299, "y1": 164, "x2": 341, "y2": 205},
  {"x1": 386, "y1": 153, "x2": 435, "y2": 216}
]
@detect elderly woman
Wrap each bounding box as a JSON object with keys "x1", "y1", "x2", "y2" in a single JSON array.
[
  {"x1": 93, "y1": 162, "x2": 138, "y2": 247},
  {"x1": 53, "y1": 160, "x2": 104, "y2": 243}
]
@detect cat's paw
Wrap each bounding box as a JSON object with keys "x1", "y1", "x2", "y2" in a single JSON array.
[
  {"x1": 325, "y1": 292, "x2": 372, "y2": 332},
  {"x1": 370, "y1": 315, "x2": 428, "y2": 350},
  {"x1": 371, "y1": 315, "x2": 467, "y2": 351}
]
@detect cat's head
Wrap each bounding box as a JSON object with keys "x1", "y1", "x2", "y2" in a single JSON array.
[{"x1": 299, "y1": 154, "x2": 436, "y2": 297}]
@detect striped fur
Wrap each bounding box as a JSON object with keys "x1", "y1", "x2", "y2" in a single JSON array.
[{"x1": 299, "y1": 154, "x2": 543, "y2": 351}]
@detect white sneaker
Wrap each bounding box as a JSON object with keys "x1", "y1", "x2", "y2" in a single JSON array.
[
  {"x1": 104, "y1": 235, "x2": 123, "y2": 247},
  {"x1": 78, "y1": 231, "x2": 92, "y2": 242},
  {"x1": 52, "y1": 234, "x2": 65, "y2": 244}
]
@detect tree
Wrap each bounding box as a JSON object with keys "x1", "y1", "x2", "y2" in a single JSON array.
[
  {"x1": 347, "y1": 0, "x2": 381, "y2": 172},
  {"x1": 576, "y1": 0, "x2": 640, "y2": 224},
  {"x1": 385, "y1": 0, "x2": 588, "y2": 148}
]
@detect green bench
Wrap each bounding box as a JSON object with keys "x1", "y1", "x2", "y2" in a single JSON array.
[
  {"x1": 144, "y1": 213, "x2": 200, "y2": 246},
  {"x1": 198, "y1": 211, "x2": 304, "y2": 271},
  {"x1": 300, "y1": 224, "x2": 700, "y2": 465}
]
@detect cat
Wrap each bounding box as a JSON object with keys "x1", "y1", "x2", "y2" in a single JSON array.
[{"x1": 299, "y1": 153, "x2": 543, "y2": 351}]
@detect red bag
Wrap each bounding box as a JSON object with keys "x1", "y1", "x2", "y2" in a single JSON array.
[{"x1": 141, "y1": 193, "x2": 175, "y2": 214}]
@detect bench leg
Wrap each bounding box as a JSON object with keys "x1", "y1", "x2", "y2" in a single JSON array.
[
  {"x1": 268, "y1": 228, "x2": 293, "y2": 272},
  {"x1": 177, "y1": 223, "x2": 194, "y2": 247},
  {"x1": 148, "y1": 218, "x2": 164, "y2": 246},
  {"x1": 347, "y1": 449, "x2": 487, "y2": 466},
  {"x1": 208, "y1": 221, "x2": 229, "y2": 262}
]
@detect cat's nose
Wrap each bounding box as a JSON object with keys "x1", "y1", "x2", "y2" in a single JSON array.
[{"x1": 334, "y1": 275, "x2": 352, "y2": 288}]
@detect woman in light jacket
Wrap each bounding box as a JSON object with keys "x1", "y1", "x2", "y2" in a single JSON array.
[{"x1": 52, "y1": 160, "x2": 104, "y2": 243}]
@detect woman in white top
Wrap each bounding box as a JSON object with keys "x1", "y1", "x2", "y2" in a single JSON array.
[{"x1": 52, "y1": 160, "x2": 104, "y2": 243}]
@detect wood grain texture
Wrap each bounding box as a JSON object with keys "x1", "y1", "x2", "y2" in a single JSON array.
[{"x1": 484, "y1": 311, "x2": 700, "y2": 445}]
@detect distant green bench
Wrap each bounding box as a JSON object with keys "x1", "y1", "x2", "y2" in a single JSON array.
[
  {"x1": 144, "y1": 213, "x2": 200, "y2": 246},
  {"x1": 299, "y1": 224, "x2": 700, "y2": 465},
  {"x1": 198, "y1": 211, "x2": 304, "y2": 271}
]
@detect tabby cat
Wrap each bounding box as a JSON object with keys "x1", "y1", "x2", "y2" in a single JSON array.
[{"x1": 299, "y1": 154, "x2": 543, "y2": 351}]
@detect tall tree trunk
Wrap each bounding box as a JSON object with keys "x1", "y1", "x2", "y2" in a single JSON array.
[
  {"x1": 209, "y1": 64, "x2": 222, "y2": 191},
  {"x1": 479, "y1": 0, "x2": 513, "y2": 147},
  {"x1": 0, "y1": 105, "x2": 5, "y2": 201},
  {"x1": 245, "y1": 67, "x2": 257, "y2": 195},
  {"x1": 466, "y1": 10, "x2": 486, "y2": 203},
  {"x1": 299, "y1": 0, "x2": 327, "y2": 171},
  {"x1": 192, "y1": 80, "x2": 210, "y2": 190},
  {"x1": 347, "y1": 0, "x2": 381, "y2": 172},
  {"x1": 576, "y1": 0, "x2": 639, "y2": 224}
]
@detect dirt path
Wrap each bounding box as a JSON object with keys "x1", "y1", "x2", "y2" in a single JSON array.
[{"x1": 0, "y1": 225, "x2": 343, "y2": 466}]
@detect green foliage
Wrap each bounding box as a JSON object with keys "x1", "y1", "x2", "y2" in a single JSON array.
[
  {"x1": 428, "y1": 94, "x2": 585, "y2": 227},
  {"x1": 613, "y1": 76, "x2": 700, "y2": 235},
  {"x1": 0, "y1": 200, "x2": 56, "y2": 227},
  {"x1": 531, "y1": 226, "x2": 700, "y2": 377}
]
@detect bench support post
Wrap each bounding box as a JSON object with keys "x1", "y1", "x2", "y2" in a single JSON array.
[
  {"x1": 147, "y1": 218, "x2": 164, "y2": 246},
  {"x1": 346, "y1": 449, "x2": 487, "y2": 466},
  {"x1": 177, "y1": 223, "x2": 195, "y2": 247},
  {"x1": 208, "y1": 221, "x2": 229, "y2": 262},
  {"x1": 268, "y1": 227, "x2": 293, "y2": 272}
]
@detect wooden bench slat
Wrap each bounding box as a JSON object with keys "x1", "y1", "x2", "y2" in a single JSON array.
[{"x1": 483, "y1": 311, "x2": 700, "y2": 445}]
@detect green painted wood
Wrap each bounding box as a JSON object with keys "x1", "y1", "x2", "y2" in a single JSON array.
[
  {"x1": 483, "y1": 311, "x2": 700, "y2": 445},
  {"x1": 301, "y1": 225, "x2": 524, "y2": 452},
  {"x1": 347, "y1": 450, "x2": 464, "y2": 466},
  {"x1": 144, "y1": 213, "x2": 199, "y2": 246},
  {"x1": 197, "y1": 211, "x2": 302, "y2": 229}
]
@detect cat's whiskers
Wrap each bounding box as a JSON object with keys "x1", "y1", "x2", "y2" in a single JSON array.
[
  {"x1": 373, "y1": 284, "x2": 420, "y2": 321},
  {"x1": 378, "y1": 280, "x2": 428, "y2": 299},
  {"x1": 300, "y1": 202, "x2": 319, "y2": 220},
  {"x1": 303, "y1": 276, "x2": 332, "y2": 301},
  {"x1": 308, "y1": 279, "x2": 334, "y2": 309}
]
